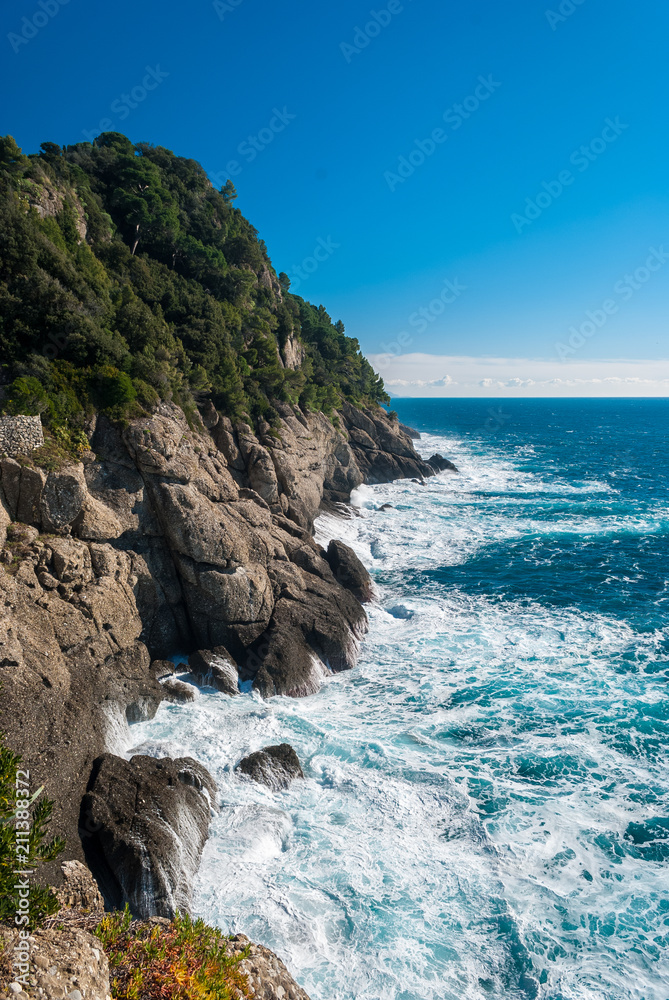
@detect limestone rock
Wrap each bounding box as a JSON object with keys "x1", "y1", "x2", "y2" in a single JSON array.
[
  {"x1": 236, "y1": 744, "x2": 304, "y2": 790},
  {"x1": 82, "y1": 753, "x2": 217, "y2": 918}
]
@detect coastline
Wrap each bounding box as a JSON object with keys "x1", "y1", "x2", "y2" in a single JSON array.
[{"x1": 0, "y1": 399, "x2": 450, "y2": 998}]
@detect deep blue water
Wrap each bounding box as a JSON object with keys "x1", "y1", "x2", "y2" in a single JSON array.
[{"x1": 134, "y1": 398, "x2": 669, "y2": 1000}]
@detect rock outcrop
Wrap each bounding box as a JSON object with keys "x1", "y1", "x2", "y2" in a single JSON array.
[
  {"x1": 55, "y1": 860, "x2": 106, "y2": 914},
  {"x1": 325, "y1": 539, "x2": 374, "y2": 604},
  {"x1": 236, "y1": 744, "x2": 305, "y2": 790},
  {"x1": 228, "y1": 934, "x2": 311, "y2": 1000},
  {"x1": 0, "y1": 925, "x2": 111, "y2": 1000},
  {"x1": 0, "y1": 398, "x2": 448, "y2": 884},
  {"x1": 340, "y1": 403, "x2": 433, "y2": 484},
  {"x1": 188, "y1": 648, "x2": 239, "y2": 695},
  {"x1": 81, "y1": 754, "x2": 217, "y2": 919},
  {"x1": 427, "y1": 453, "x2": 459, "y2": 473}
]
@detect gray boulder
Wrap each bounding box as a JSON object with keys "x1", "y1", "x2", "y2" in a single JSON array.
[
  {"x1": 427, "y1": 453, "x2": 458, "y2": 473},
  {"x1": 160, "y1": 676, "x2": 197, "y2": 703},
  {"x1": 236, "y1": 744, "x2": 304, "y2": 790},
  {"x1": 82, "y1": 753, "x2": 217, "y2": 918},
  {"x1": 188, "y1": 647, "x2": 239, "y2": 695},
  {"x1": 40, "y1": 465, "x2": 87, "y2": 531}
]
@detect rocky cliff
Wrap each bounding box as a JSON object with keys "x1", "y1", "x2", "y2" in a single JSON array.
[{"x1": 0, "y1": 400, "x2": 436, "y2": 908}]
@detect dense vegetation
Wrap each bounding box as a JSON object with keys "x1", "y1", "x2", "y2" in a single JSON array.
[{"x1": 0, "y1": 133, "x2": 387, "y2": 448}]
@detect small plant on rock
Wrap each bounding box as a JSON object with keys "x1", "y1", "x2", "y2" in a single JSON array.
[{"x1": 95, "y1": 909, "x2": 253, "y2": 1000}]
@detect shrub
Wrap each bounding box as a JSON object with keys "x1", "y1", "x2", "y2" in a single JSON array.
[
  {"x1": 3, "y1": 376, "x2": 49, "y2": 416},
  {"x1": 92, "y1": 365, "x2": 137, "y2": 410}
]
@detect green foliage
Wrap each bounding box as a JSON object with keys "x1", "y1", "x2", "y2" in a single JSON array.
[
  {"x1": 0, "y1": 132, "x2": 388, "y2": 437},
  {"x1": 0, "y1": 736, "x2": 65, "y2": 928},
  {"x1": 96, "y1": 908, "x2": 252, "y2": 1000},
  {"x1": 4, "y1": 376, "x2": 49, "y2": 416},
  {"x1": 92, "y1": 365, "x2": 137, "y2": 409}
]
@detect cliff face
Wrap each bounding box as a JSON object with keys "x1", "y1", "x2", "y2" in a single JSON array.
[{"x1": 0, "y1": 401, "x2": 433, "y2": 877}]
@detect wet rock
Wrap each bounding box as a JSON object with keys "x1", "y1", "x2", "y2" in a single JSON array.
[
  {"x1": 188, "y1": 647, "x2": 239, "y2": 695},
  {"x1": 160, "y1": 676, "x2": 197, "y2": 703},
  {"x1": 82, "y1": 753, "x2": 217, "y2": 918},
  {"x1": 378, "y1": 503, "x2": 394, "y2": 511},
  {"x1": 427, "y1": 453, "x2": 458, "y2": 473},
  {"x1": 386, "y1": 604, "x2": 414, "y2": 620},
  {"x1": 236, "y1": 744, "x2": 304, "y2": 790},
  {"x1": 248, "y1": 625, "x2": 327, "y2": 699},
  {"x1": 325, "y1": 539, "x2": 373, "y2": 604},
  {"x1": 151, "y1": 659, "x2": 175, "y2": 680}
]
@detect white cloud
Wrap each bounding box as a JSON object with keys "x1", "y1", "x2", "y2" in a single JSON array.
[{"x1": 370, "y1": 354, "x2": 669, "y2": 397}]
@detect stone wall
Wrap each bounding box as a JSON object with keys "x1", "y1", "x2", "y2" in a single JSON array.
[{"x1": 0, "y1": 415, "x2": 44, "y2": 456}]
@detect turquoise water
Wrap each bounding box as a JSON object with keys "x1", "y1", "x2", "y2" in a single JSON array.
[{"x1": 133, "y1": 399, "x2": 669, "y2": 1000}]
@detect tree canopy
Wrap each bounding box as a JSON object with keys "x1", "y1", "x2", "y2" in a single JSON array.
[{"x1": 0, "y1": 133, "x2": 388, "y2": 446}]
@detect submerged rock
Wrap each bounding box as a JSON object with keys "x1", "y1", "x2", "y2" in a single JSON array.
[
  {"x1": 236, "y1": 744, "x2": 305, "y2": 790},
  {"x1": 325, "y1": 539, "x2": 374, "y2": 604},
  {"x1": 82, "y1": 753, "x2": 217, "y2": 918}
]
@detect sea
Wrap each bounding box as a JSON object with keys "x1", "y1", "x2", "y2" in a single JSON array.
[{"x1": 131, "y1": 398, "x2": 669, "y2": 1000}]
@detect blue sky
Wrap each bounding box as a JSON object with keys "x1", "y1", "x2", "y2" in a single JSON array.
[{"x1": 2, "y1": 0, "x2": 668, "y2": 395}]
